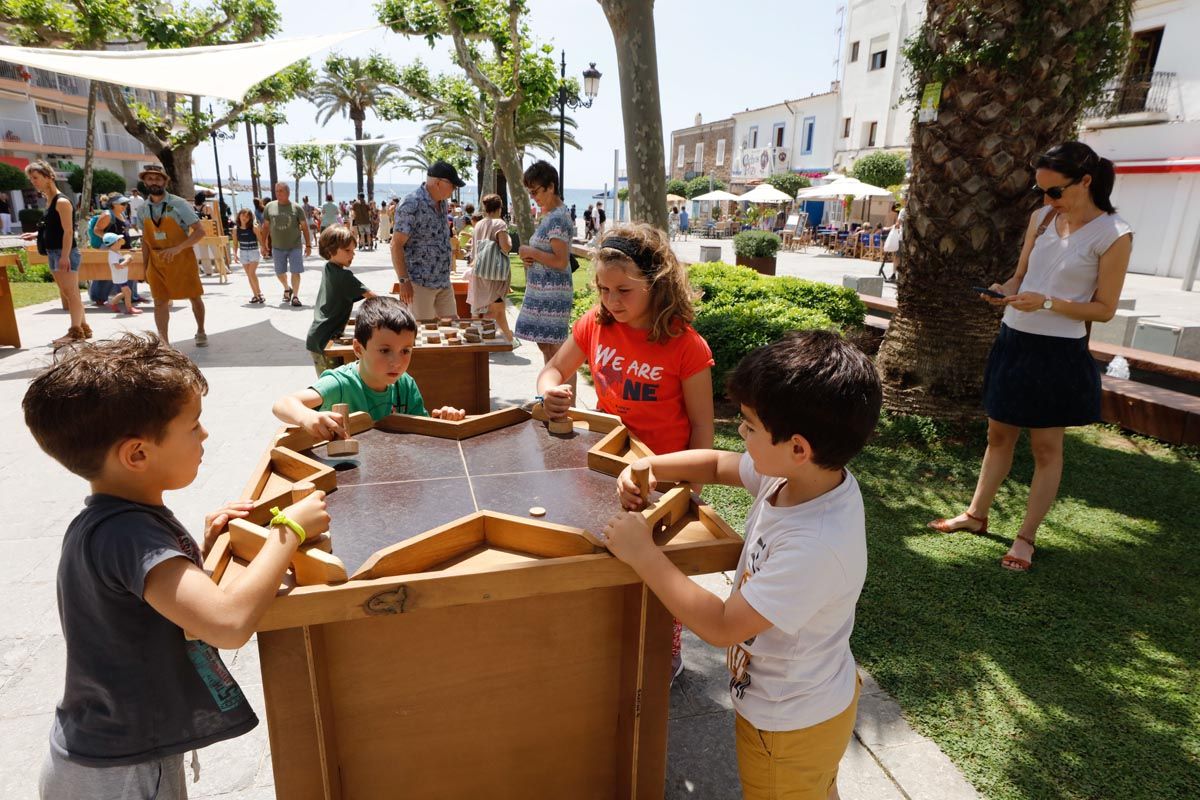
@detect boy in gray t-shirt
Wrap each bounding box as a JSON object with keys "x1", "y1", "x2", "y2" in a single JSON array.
[{"x1": 23, "y1": 334, "x2": 329, "y2": 799}]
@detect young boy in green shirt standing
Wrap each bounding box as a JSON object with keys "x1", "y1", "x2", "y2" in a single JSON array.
[
  {"x1": 306, "y1": 225, "x2": 377, "y2": 375},
  {"x1": 275, "y1": 295, "x2": 467, "y2": 442}
]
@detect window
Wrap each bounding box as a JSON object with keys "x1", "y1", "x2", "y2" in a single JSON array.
[
  {"x1": 842, "y1": 117, "x2": 851, "y2": 138},
  {"x1": 801, "y1": 117, "x2": 816, "y2": 155},
  {"x1": 865, "y1": 122, "x2": 878, "y2": 147},
  {"x1": 677, "y1": 144, "x2": 686, "y2": 168},
  {"x1": 38, "y1": 107, "x2": 62, "y2": 126},
  {"x1": 694, "y1": 142, "x2": 704, "y2": 171},
  {"x1": 870, "y1": 49, "x2": 887, "y2": 70},
  {"x1": 850, "y1": 42, "x2": 860, "y2": 62},
  {"x1": 715, "y1": 139, "x2": 726, "y2": 166},
  {"x1": 772, "y1": 123, "x2": 786, "y2": 148},
  {"x1": 749, "y1": 126, "x2": 758, "y2": 148}
]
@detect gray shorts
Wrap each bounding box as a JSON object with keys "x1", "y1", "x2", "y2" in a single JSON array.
[
  {"x1": 40, "y1": 748, "x2": 187, "y2": 799},
  {"x1": 272, "y1": 247, "x2": 305, "y2": 275}
]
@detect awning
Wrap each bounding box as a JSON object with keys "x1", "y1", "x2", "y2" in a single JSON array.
[
  {"x1": 0, "y1": 155, "x2": 29, "y2": 170},
  {"x1": 0, "y1": 28, "x2": 373, "y2": 102},
  {"x1": 1114, "y1": 157, "x2": 1200, "y2": 174}
]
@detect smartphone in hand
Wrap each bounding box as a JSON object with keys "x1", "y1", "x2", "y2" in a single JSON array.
[{"x1": 972, "y1": 286, "x2": 1007, "y2": 299}]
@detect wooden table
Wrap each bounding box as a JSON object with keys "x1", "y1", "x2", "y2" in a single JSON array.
[
  {"x1": 0, "y1": 253, "x2": 21, "y2": 348},
  {"x1": 205, "y1": 407, "x2": 743, "y2": 799},
  {"x1": 324, "y1": 318, "x2": 514, "y2": 414}
]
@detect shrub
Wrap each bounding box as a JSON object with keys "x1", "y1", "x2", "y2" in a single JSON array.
[
  {"x1": 764, "y1": 172, "x2": 810, "y2": 198},
  {"x1": 0, "y1": 163, "x2": 30, "y2": 191},
  {"x1": 688, "y1": 262, "x2": 865, "y2": 327},
  {"x1": 67, "y1": 165, "x2": 126, "y2": 196},
  {"x1": 694, "y1": 300, "x2": 835, "y2": 392},
  {"x1": 685, "y1": 175, "x2": 725, "y2": 198},
  {"x1": 18, "y1": 207, "x2": 43, "y2": 232},
  {"x1": 666, "y1": 178, "x2": 688, "y2": 198},
  {"x1": 732, "y1": 230, "x2": 781, "y2": 259},
  {"x1": 572, "y1": 286, "x2": 597, "y2": 325},
  {"x1": 6, "y1": 262, "x2": 53, "y2": 283},
  {"x1": 851, "y1": 151, "x2": 907, "y2": 189}
]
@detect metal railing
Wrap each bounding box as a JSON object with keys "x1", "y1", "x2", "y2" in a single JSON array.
[
  {"x1": 0, "y1": 118, "x2": 37, "y2": 145},
  {"x1": 40, "y1": 123, "x2": 88, "y2": 150},
  {"x1": 0, "y1": 117, "x2": 149, "y2": 155},
  {"x1": 1087, "y1": 71, "x2": 1175, "y2": 118}
]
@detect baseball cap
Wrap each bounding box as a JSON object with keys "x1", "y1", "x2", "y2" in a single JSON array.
[
  {"x1": 427, "y1": 160, "x2": 465, "y2": 188},
  {"x1": 102, "y1": 232, "x2": 122, "y2": 246}
]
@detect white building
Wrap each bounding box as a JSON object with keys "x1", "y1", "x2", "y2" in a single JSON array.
[
  {"x1": 833, "y1": 0, "x2": 924, "y2": 173},
  {"x1": 1081, "y1": 0, "x2": 1200, "y2": 286},
  {"x1": 729, "y1": 88, "x2": 839, "y2": 189},
  {"x1": 0, "y1": 62, "x2": 161, "y2": 226}
]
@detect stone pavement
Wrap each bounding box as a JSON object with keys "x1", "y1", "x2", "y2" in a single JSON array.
[{"x1": 0, "y1": 244, "x2": 978, "y2": 799}]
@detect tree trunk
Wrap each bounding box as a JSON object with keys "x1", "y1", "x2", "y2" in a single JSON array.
[
  {"x1": 353, "y1": 113, "x2": 365, "y2": 197},
  {"x1": 875, "y1": 1, "x2": 1131, "y2": 421},
  {"x1": 493, "y1": 109, "x2": 533, "y2": 241},
  {"x1": 294, "y1": 174, "x2": 301, "y2": 199},
  {"x1": 78, "y1": 80, "x2": 99, "y2": 247},
  {"x1": 367, "y1": 171, "x2": 375, "y2": 202},
  {"x1": 478, "y1": 151, "x2": 495, "y2": 197},
  {"x1": 266, "y1": 123, "x2": 279, "y2": 190},
  {"x1": 598, "y1": 0, "x2": 668, "y2": 230},
  {"x1": 245, "y1": 120, "x2": 259, "y2": 199},
  {"x1": 495, "y1": 165, "x2": 508, "y2": 219},
  {"x1": 158, "y1": 144, "x2": 197, "y2": 201}
]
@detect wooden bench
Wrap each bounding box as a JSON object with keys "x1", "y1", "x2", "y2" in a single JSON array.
[
  {"x1": 0, "y1": 252, "x2": 21, "y2": 348},
  {"x1": 79, "y1": 249, "x2": 146, "y2": 282}
]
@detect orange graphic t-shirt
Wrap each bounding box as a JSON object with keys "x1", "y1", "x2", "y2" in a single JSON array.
[{"x1": 572, "y1": 308, "x2": 714, "y2": 455}]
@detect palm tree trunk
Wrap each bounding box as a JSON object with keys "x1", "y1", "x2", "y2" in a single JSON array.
[
  {"x1": 78, "y1": 80, "x2": 99, "y2": 246},
  {"x1": 875, "y1": 0, "x2": 1132, "y2": 420},
  {"x1": 598, "y1": 0, "x2": 668, "y2": 230},
  {"x1": 353, "y1": 115, "x2": 365, "y2": 197},
  {"x1": 367, "y1": 172, "x2": 375, "y2": 202},
  {"x1": 266, "y1": 123, "x2": 279, "y2": 190}
]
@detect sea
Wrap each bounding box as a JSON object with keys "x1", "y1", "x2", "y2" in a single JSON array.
[{"x1": 198, "y1": 178, "x2": 616, "y2": 222}]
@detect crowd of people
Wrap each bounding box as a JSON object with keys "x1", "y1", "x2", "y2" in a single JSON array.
[{"x1": 15, "y1": 140, "x2": 1134, "y2": 800}]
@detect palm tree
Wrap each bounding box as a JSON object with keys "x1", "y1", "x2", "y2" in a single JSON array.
[
  {"x1": 360, "y1": 136, "x2": 402, "y2": 201},
  {"x1": 874, "y1": 2, "x2": 1132, "y2": 420},
  {"x1": 307, "y1": 53, "x2": 398, "y2": 196},
  {"x1": 514, "y1": 107, "x2": 579, "y2": 160}
]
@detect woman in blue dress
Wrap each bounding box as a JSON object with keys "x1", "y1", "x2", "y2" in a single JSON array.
[{"x1": 515, "y1": 161, "x2": 577, "y2": 395}]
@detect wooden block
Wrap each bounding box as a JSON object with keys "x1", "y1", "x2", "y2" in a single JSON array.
[
  {"x1": 482, "y1": 330, "x2": 496, "y2": 339},
  {"x1": 548, "y1": 418, "x2": 575, "y2": 435},
  {"x1": 632, "y1": 465, "x2": 652, "y2": 506},
  {"x1": 327, "y1": 405, "x2": 358, "y2": 455},
  {"x1": 447, "y1": 337, "x2": 463, "y2": 346},
  {"x1": 529, "y1": 506, "x2": 546, "y2": 517},
  {"x1": 423, "y1": 322, "x2": 438, "y2": 330},
  {"x1": 425, "y1": 333, "x2": 441, "y2": 344}
]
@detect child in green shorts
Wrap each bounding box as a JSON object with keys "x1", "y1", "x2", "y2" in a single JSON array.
[{"x1": 275, "y1": 295, "x2": 466, "y2": 442}]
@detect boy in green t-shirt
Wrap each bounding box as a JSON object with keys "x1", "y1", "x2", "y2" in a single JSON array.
[
  {"x1": 306, "y1": 225, "x2": 377, "y2": 375},
  {"x1": 273, "y1": 295, "x2": 466, "y2": 442}
]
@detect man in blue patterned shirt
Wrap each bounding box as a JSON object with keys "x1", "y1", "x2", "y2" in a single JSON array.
[{"x1": 391, "y1": 161, "x2": 463, "y2": 319}]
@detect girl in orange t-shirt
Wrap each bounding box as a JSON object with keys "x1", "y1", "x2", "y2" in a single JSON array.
[{"x1": 537, "y1": 222, "x2": 715, "y2": 680}]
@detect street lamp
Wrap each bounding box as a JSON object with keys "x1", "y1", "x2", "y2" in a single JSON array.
[{"x1": 558, "y1": 52, "x2": 600, "y2": 194}]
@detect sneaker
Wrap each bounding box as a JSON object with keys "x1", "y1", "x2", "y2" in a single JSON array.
[{"x1": 195, "y1": 331, "x2": 208, "y2": 347}]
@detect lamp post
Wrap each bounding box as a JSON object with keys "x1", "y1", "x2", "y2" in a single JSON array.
[
  {"x1": 558, "y1": 52, "x2": 601, "y2": 194},
  {"x1": 208, "y1": 104, "x2": 233, "y2": 230}
]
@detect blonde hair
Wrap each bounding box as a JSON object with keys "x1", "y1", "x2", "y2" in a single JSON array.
[
  {"x1": 593, "y1": 222, "x2": 696, "y2": 343},
  {"x1": 24, "y1": 160, "x2": 56, "y2": 181}
]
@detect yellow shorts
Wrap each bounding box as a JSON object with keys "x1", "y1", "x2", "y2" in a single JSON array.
[{"x1": 735, "y1": 677, "x2": 861, "y2": 800}]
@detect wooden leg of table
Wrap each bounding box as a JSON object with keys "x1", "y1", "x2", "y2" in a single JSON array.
[
  {"x1": 473, "y1": 352, "x2": 491, "y2": 414},
  {"x1": 614, "y1": 583, "x2": 672, "y2": 799},
  {"x1": 0, "y1": 279, "x2": 19, "y2": 348}
]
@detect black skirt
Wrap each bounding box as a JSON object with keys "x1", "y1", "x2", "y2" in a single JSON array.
[{"x1": 983, "y1": 323, "x2": 1100, "y2": 428}]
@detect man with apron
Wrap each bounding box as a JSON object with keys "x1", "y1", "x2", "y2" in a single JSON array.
[{"x1": 136, "y1": 165, "x2": 209, "y2": 347}]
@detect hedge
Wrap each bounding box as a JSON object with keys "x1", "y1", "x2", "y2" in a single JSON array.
[
  {"x1": 688, "y1": 262, "x2": 866, "y2": 328},
  {"x1": 693, "y1": 300, "x2": 836, "y2": 392}
]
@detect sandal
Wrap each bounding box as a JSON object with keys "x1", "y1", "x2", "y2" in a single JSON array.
[
  {"x1": 1000, "y1": 533, "x2": 1036, "y2": 573},
  {"x1": 927, "y1": 510, "x2": 988, "y2": 535},
  {"x1": 52, "y1": 326, "x2": 86, "y2": 346},
  {"x1": 290, "y1": 296, "x2": 302, "y2": 307},
  {"x1": 249, "y1": 295, "x2": 265, "y2": 304},
  {"x1": 283, "y1": 288, "x2": 293, "y2": 303}
]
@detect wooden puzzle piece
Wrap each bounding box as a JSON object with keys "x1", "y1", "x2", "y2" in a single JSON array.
[{"x1": 326, "y1": 404, "x2": 359, "y2": 456}]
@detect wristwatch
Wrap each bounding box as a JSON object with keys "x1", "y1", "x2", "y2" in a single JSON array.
[
  {"x1": 396, "y1": 276, "x2": 410, "y2": 285},
  {"x1": 1042, "y1": 297, "x2": 1054, "y2": 311}
]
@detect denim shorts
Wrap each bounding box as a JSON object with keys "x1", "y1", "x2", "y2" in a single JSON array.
[
  {"x1": 273, "y1": 247, "x2": 305, "y2": 275},
  {"x1": 239, "y1": 246, "x2": 261, "y2": 264},
  {"x1": 45, "y1": 248, "x2": 81, "y2": 272}
]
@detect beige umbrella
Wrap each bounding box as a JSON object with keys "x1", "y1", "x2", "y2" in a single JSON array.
[{"x1": 666, "y1": 193, "x2": 686, "y2": 203}]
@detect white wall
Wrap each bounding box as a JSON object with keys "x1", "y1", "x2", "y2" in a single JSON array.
[
  {"x1": 732, "y1": 102, "x2": 791, "y2": 180},
  {"x1": 1132, "y1": 0, "x2": 1200, "y2": 123},
  {"x1": 786, "y1": 93, "x2": 838, "y2": 173}
]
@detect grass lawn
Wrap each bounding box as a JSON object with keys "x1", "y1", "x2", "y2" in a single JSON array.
[
  {"x1": 506, "y1": 255, "x2": 592, "y2": 306},
  {"x1": 11, "y1": 281, "x2": 64, "y2": 308},
  {"x1": 702, "y1": 418, "x2": 1200, "y2": 800}
]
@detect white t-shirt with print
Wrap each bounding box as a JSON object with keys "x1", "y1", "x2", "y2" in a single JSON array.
[
  {"x1": 729, "y1": 453, "x2": 867, "y2": 731},
  {"x1": 108, "y1": 250, "x2": 129, "y2": 284}
]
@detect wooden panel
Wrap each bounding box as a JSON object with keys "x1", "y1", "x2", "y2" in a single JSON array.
[
  {"x1": 77, "y1": 248, "x2": 146, "y2": 281},
  {"x1": 260, "y1": 628, "x2": 327, "y2": 800},
  {"x1": 0, "y1": 265, "x2": 18, "y2": 348},
  {"x1": 483, "y1": 512, "x2": 600, "y2": 558},
  {"x1": 373, "y1": 406, "x2": 529, "y2": 440},
  {"x1": 303, "y1": 625, "x2": 343, "y2": 800},
  {"x1": 1090, "y1": 340, "x2": 1200, "y2": 383},
  {"x1": 351, "y1": 514, "x2": 486, "y2": 580},
  {"x1": 1100, "y1": 374, "x2": 1200, "y2": 445},
  {"x1": 409, "y1": 349, "x2": 491, "y2": 414},
  {"x1": 226, "y1": 519, "x2": 348, "y2": 586}
]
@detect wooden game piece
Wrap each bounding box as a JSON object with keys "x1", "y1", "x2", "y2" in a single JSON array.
[
  {"x1": 482, "y1": 330, "x2": 496, "y2": 339},
  {"x1": 632, "y1": 465, "x2": 652, "y2": 506},
  {"x1": 463, "y1": 332, "x2": 482, "y2": 343},
  {"x1": 423, "y1": 322, "x2": 438, "y2": 331},
  {"x1": 439, "y1": 317, "x2": 453, "y2": 325},
  {"x1": 447, "y1": 337, "x2": 464, "y2": 346},
  {"x1": 326, "y1": 404, "x2": 359, "y2": 456},
  {"x1": 547, "y1": 417, "x2": 575, "y2": 435},
  {"x1": 425, "y1": 333, "x2": 441, "y2": 344},
  {"x1": 457, "y1": 321, "x2": 471, "y2": 329},
  {"x1": 528, "y1": 506, "x2": 546, "y2": 517}
]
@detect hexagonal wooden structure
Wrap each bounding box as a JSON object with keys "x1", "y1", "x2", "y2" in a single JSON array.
[{"x1": 205, "y1": 406, "x2": 742, "y2": 799}]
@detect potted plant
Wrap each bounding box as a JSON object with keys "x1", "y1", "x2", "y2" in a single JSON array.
[{"x1": 732, "y1": 230, "x2": 782, "y2": 275}]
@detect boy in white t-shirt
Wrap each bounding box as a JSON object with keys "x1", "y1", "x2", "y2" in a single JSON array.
[
  {"x1": 102, "y1": 232, "x2": 141, "y2": 315},
  {"x1": 604, "y1": 330, "x2": 882, "y2": 800}
]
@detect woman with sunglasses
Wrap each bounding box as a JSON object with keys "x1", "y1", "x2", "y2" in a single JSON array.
[{"x1": 928, "y1": 141, "x2": 1132, "y2": 572}]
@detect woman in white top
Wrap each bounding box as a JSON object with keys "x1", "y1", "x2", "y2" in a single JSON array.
[{"x1": 929, "y1": 142, "x2": 1132, "y2": 572}]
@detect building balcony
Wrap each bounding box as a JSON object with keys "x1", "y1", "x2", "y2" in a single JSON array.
[
  {"x1": 1083, "y1": 72, "x2": 1175, "y2": 129},
  {"x1": 0, "y1": 116, "x2": 150, "y2": 156}
]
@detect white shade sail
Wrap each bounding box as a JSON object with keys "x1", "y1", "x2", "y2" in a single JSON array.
[
  {"x1": 691, "y1": 189, "x2": 742, "y2": 202},
  {"x1": 739, "y1": 184, "x2": 794, "y2": 203},
  {"x1": 797, "y1": 178, "x2": 894, "y2": 199},
  {"x1": 0, "y1": 29, "x2": 371, "y2": 102}
]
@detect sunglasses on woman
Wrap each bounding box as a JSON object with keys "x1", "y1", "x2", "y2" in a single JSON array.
[{"x1": 1031, "y1": 178, "x2": 1078, "y2": 200}]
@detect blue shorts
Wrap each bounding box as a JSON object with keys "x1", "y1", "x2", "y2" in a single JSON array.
[
  {"x1": 46, "y1": 249, "x2": 81, "y2": 272},
  {"x1": 273, "y1": 247, "x2": 305, "y2": 275}
]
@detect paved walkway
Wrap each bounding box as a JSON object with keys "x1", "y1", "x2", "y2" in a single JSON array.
[{"x1": 0, "y1": 245, "x2": 978, "y2": 799}]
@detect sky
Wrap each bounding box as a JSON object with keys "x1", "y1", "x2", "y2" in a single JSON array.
[{"x1": 194, "y1": 0, "x2": 844, "y2": 193}]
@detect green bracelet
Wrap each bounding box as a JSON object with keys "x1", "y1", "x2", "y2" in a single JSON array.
[{"x1": 268, "y1": 506, "x2": 307, "y2": 545}]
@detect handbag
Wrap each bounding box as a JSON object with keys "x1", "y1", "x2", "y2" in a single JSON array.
[
  {"x1": 472, "y1": 230, "x2": 511, "y2": 281},
  {"x1": 569, "y1": 252, "x2": 581, "y2": 273}
]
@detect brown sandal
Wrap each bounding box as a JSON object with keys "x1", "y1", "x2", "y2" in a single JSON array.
[
  {"x1": 80, "y1": 322, "x2": 93, "y2": 339},
  {"x1": 927, "y1": 510, "x2": 988, "y2": 535},
  {"x1": 52, "y1": 326, "x2": 86, "y2": 346},
  {"x1": 1000, "y1": 533, "x2": 1036, "y2": 573}
]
